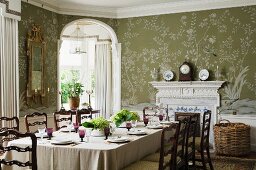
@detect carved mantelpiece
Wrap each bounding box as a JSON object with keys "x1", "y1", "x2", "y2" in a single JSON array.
[{"x1": 150, "y1": 81, "x2": 225, "y2": 146}]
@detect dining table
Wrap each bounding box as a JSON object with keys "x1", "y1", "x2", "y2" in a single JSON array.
[{"x1": 3, "y1": 123, "x2": 164, "y2": 170}]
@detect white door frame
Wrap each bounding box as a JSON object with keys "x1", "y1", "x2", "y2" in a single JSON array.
[{"x1": 57, "y1": 18, "x2": 121, "y2": 114}]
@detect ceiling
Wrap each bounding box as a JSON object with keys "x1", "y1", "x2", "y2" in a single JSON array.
[{"x1": 25, "y1": 0, "x2": 256, "y2": 18}]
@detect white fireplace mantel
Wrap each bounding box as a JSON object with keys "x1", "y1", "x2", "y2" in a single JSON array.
[{"x1": 150, "y1": 81, "x2": 225, "y2": 146}]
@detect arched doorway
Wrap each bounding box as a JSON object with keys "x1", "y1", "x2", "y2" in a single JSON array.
[{"x1": 58, "y1": 19, "x2": 121, "y2": 118}]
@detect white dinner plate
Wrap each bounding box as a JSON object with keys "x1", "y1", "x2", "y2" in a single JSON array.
[
  {"x1": 35, "y1": 132, "x2": 48, "y2": 138},
  {"x1": 107, "y1": 137, "x2": 130, "y2": 143},
  {"x1": 160, "y1": 121, "x2": 173, "y2": 125},
  {"x1": 51, "y1": 139, "x2": 74, "y2": 145},
  {"x1": 59, "y1": 128, "x2": 75, "y2": 132},
  {"x1": 127, "y1": 130, "x2": 147, "y2": 135},
  {"x1": 147, "y1": 124, "x2": 163, "y2": 129}
]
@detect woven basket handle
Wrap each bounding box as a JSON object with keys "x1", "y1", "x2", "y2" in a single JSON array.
[{"x1": 219, "y1": 119, "x2": 230, "y2": 123}]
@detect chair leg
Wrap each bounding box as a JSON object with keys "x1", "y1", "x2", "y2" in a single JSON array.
[
  {"x1": 206, "y1": 147, "x2": 214, "y2": 170},
  {"x1": 200, "y1": 150, "x2": 207, "y2": 170}
]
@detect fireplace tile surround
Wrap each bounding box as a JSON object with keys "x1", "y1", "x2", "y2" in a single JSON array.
[{"x1": 150, "y1": 81, "x2": 225, "y2": 146}]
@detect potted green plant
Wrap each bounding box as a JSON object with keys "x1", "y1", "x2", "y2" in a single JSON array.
[
  {"x1": 61, "y1": 82, "x2": 84, "y2": 109},
  {"x1": 111, "y1": 109, "x2": 140, "y2": 127},
  {"x1": 82, "y1": 117, "x2": 110, "y2": 136}
]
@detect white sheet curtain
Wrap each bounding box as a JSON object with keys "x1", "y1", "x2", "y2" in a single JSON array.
[
  {"x1": 0, "y1": 13, "x2": 19, "y2": 127},
  {"x1": 95, "y1": 42, "x2": 112, "y2": 119}
]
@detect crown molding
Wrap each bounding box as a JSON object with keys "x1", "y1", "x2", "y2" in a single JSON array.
[{"x1": 23, "y1": 0, "x2": 256, "y2": 19}]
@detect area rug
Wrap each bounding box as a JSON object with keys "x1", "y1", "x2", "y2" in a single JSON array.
[{"x1": 212, "y1": 155, "x2": 256, "y2": 170}]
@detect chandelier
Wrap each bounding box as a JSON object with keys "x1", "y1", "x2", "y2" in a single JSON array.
[{"x1": 70, "y1": 24, "x2": 86, "y2": 54}]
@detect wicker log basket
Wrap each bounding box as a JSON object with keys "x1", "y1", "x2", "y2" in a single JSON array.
[{"x1": 214, "y1": 120, "x2": 250, "y2": 156}]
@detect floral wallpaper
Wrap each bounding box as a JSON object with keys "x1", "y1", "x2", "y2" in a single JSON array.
[
  {"x1": 19, "y1": 2, "x2": 256, "y2": 116},
  {"x1": 19, "y1": 2, "x2": 117, "y2": 116},
  {"x1": 117, "y1": 6, "x2": 256, "y2": 115}
]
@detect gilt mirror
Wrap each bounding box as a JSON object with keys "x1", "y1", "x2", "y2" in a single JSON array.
[{"x1": 27, "y1": 25, "x2": 46, "y2": 103}]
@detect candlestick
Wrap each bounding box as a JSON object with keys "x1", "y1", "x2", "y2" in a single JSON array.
[{"x1": 47, "y1": 87, "x2": 50, "y2": 93}]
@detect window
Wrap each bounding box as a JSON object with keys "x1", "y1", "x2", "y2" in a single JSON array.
[{"x1": 59, "y1": 39, "x2": 96, "y2": 109}]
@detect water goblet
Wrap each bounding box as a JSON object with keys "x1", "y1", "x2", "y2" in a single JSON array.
[
  {"x1": 143, "y1": 118, "x2": 149, "y2": 126},
  {"x1": 104, "y1": 127, "x2": 110, "y2": 140},
  {"x1": 159, "y1": 114, "x2": 164, "y2": 122},
  {"x1": 46, "y1": 128, "x2": 53, "y2": 140},
  {"x1": 73, "y1": 123, "x2": 79, "y2": 133},
  {"x1": 131, "y1": 120, "x2": 137, "y2": 130},
  {"x1": 38, "y1": 127, "x2": 45, "y2": 143},
  {"x1": 126, "y1": 121, "x2": 132, "y2": 131},
  {"x1": 85, "y1": 128, "x2": 92, "y2": 142},
  {"x1": 79, "y1": 129, "x2": 85, "y2": 142}
]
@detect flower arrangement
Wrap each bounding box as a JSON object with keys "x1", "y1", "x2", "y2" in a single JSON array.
[
  {"x1": 111, "y1": 109, "x2": 140, "y2": 127},
  {"x1": 82, "y1": 117, "x2": 110, "y2": 131}
]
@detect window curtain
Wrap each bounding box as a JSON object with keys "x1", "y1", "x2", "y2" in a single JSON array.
[
  {"x1": 95, "y1": 42, "x2": 112, "y2": 119},
  {"x1": 0, "y1": 14, "x2": 19, "y2": 127}
]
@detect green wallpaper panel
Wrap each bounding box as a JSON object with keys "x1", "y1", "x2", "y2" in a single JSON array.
[{"x1": 19, "y1": 2, "x2": 256, "y2": 115}]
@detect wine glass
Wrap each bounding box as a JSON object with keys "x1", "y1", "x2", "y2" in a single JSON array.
[
  {"x1": 73, "y1": 123, "x2": 79, "y2": 133},
  {"x1": 159, "y1": 114, "x2": 164, "y2": 122},
  {"x1": 46, "y1": 128, "x2": 53, "y2": 140},
  {"x1": 79, "y1": 129, "x2": 85, "y2": 142},
  {"x1": 131, "y1": 120, "x2": 137, "y2": 131},
  {"x1": 143, "y1": 117, "x2": 149, "y2": 126},
  {"x1": 110, "y1": 122, "x2": 116, "y2": 135},
  {"x1": 126, "y1": 121, "x2": 132, "y2": 131},
  {"x1": 85, "y1": 128, "x2": 92, "y2": 142},
  {"x1": 38, "y1": 126, "x2": 46, "y2": 143},
  {"x1": 67, "y1": 120, "x2": 72, "y2": 133},
  {"x1": 104, "y1": 127, "x2": 110, "y2": 140}
]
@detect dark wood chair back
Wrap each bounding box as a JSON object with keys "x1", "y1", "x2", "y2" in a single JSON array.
[
  {"x1": 0, "y1": 130, "x2": 37, "y2": 170},
  {"x1": 0, "y1": 117, "x2": 20, "y2": 149},
  {"x1": 176, "y1": 116, "x2": 190, "y2": 169},
  {"x1": 200, "y1": 110, "x2": 211, "y2": 152},
  {"x1": 0, "y1": 116, "x2": 19, "y2": 132},
  {"x1": 53, "y1": 109, "x2": 72, "y2": 131},
  {"x1": 142, "y1": 106, "x2": 159, "y2": 119},
  {"x1": 158, "y1": 122, "x2": 180, "y2": 170},
  {"x1": 76, "y1": 108, "x2": 91, "y2": 125},
  {"x1": 25, "y1": 112, "x2": 47, "y2": 133}
]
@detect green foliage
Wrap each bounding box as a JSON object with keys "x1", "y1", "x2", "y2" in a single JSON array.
[
  {"x1": 82, "y1": 117, "x2": 110, "y2": 131},
  {"x1": 61, "y1": 82, "x2": 84, "y2": 103},
  {"x1": 111, "y1": 109, "x2": 140, "y2": 127}
]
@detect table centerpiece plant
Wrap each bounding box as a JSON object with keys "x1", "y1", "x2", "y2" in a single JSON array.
[
  {"x1": 82, "y1": 117, "x2": 110, "y2": 136},
  {"x1": 111, "y1": 109, "x2": 140, "y2": 127}
]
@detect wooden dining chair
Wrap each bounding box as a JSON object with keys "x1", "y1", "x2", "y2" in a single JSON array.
[
  {"x1": 195, "y1": 110, "x2": 214, "y2": 170},
  {"x1": 24, "y1": 112, "x2": 47, "y2": 133},
  {"x1": 0, "y1": 116, "x2": 19, "y2": 132},
  {"x1": 176, "y1": 113, "x2": 200, "y2": 169},
  {"x1": 53, "y1": 109, "x2": 72, "y2": 131},
  {"x1": 0, "y1": 130, "x2": 37, "y2": 170},
  {"x1": 0, "y1": 116, "x2": 20, "y2": 152},
  {"x1": 76, "y1": 108, "x2": 91, "y2": 125}
]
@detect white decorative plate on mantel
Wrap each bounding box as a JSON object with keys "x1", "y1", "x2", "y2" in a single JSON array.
[{"x1": 163, "y1": 70, "x2": 174, "y2": 81}]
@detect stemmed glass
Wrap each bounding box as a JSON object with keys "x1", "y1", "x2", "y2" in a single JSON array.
[
  {"x1": 79, "y1": 129, "x2": 85, "y2": 142},
  {"x1": 46, "y1": 128, "x2": 53, "y2": 140},
  {"x1": 126, "y1": 121, "x2": 132, "y2": 131},
  {"x1": 73, "y1": 123, "x2": 79, "y2": 133},
  {"x1": 38, "y1": 126, "x2": 46, "y2": 143},
  {"x1": 143, "y1": 117, "x2": 149, "y2": 126},
  {"x1": 131, "y1": 120, "x2": 137, "y2": 131},
  {"x1": 104, "y1": 127, "x2": 110, "y2": 140},
  {"x1": 85, "y1": 128, "x2": 92, "y2": 142},
  {"x1": 158, "y1": 114, "x2": 164, "y2": 122}
]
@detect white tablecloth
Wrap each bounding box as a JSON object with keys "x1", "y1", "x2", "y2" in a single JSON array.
[{"x1": 3, "y1": 124, "x2": 162, "y2": 170}]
